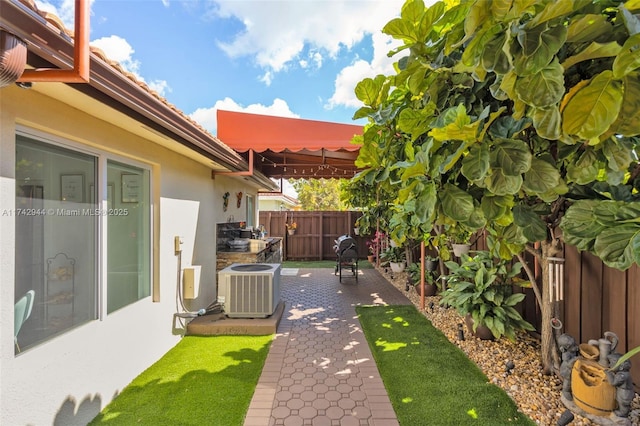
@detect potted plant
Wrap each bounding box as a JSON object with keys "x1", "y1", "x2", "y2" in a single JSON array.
[
  {"x1": 407, "y1": 259, "x2": 439, "y2": 297},
  {"x1": 366, "y1": 239, "x2": 376, "y2": 263},
  {"x1": 286, "y1": 221, "x2": 297, "y2": 235},
  {"x1": 447, "y1": 225, "x2": 472, "y2": 257},
  {"x1": 439, "y1": 251, "x2": 535, "y2": 341},
  {"x1": 353, "y1": 218, "x2": 360, "y2": 236},
  {"x1": 381, "y1": 246, "x2": 405, "y2": 273},
  {"x1": 366, "y1": 231, "x2": 385, "y2": 262}
]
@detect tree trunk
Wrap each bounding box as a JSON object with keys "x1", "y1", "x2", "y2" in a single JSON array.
[{"x1": 539, "y1": 239, "x2": 562, "y2": 375}]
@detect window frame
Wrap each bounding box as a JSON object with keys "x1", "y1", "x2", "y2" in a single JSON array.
[{"x1": 15, "y1": 126, "x2": 154, "y2": 329}]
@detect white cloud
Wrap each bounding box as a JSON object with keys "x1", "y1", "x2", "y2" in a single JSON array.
[
  {"x1": 189, "y1": 98, "x2": 299, "y2": 134},
  {"x1": 35, "y1": 0, "x2": 85, "y2": 28},
  {"x1": 147, "y1": 80, "x2": 172, "y2": 97},
  {"x1": 327, "y1": 31, "x2": 402, "y2": 109},
  {"x1": 91, "y1": 35, "x2": 139, "y2": 73},
  {"x1": 91, "y1": 35, "x2": 171, "y2": 97},
  {"x1": 212, "y1": 0, "x2": 404, "y2": 76}
]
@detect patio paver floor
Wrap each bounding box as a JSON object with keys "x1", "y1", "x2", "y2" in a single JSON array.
[{"x1": 243, "y1": 266, "x2": 411, "y2": 426}]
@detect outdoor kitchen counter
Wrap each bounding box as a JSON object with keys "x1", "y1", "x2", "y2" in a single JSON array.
[{"x1": 216, "y1": 238, "x2": 282, "y2": 271}]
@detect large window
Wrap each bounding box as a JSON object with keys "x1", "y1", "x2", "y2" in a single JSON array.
[
  {"x1": 246, "y1": 195, "x2": 255, "y2": 228},
  {"x1": 14, "y1": 133, "x2": 152, "y2": 353},
  {"x1": 107, "y1": 161, "x2": 150, "y2": 313}
]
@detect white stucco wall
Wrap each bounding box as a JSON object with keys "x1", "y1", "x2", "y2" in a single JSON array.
[{"x1": 0, "y1": 85, "x2": 259, "y2": 425}]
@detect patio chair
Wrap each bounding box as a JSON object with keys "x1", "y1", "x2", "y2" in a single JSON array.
[{"x1": 14, "y1": 290, "x2": 35, "y2": 353}]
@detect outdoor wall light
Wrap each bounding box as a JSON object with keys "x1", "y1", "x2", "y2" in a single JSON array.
[{"x1": 457, "y1": 323, "x2": 465, "y2": 341}]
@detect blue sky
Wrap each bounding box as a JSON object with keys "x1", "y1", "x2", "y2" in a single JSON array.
[{"x1": 34, "y1": 0, "x2": 416, "y2": 134}]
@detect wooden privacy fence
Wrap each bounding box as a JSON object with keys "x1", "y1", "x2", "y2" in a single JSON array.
[
  {"x1": 259, "y1": 210, "x2": 639, "y2": 389},
  {"x1": 259, "y1": 210, "x2": 367, "y2": 261}
]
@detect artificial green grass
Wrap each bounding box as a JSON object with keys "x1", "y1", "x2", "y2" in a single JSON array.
[
  {"x1": 89, "y1": 335, "x2": 272, "y2": 426},
  {"x1": 282, "y1": 259, "x2": 373, "y2": 269},
  {"x1": 356, "y1": 305, "x2": 535, "y2": 426}
]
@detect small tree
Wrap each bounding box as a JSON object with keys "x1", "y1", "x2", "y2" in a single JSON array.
[
  {"x1": 292, "y1": 178, "x2": 347, "y2": 211},
  {"x1": 351, "y1": 0, "x2": 640, "y2": 373}
]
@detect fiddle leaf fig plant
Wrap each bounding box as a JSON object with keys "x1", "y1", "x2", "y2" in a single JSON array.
[{"x1": 350, "y1": 0, "x2": 640, "y2": 373}]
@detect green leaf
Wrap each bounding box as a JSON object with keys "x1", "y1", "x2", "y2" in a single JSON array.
[
  {"x1": 440, "y1": 184, "x2": 475, "y2": 222},
  {"x1": 464, "y1": 205, "x2": 487, "y2": 229},
  {"x1": 481, "y1": 195, "x2": 511, "y2": 221},
  {"x1": 561, "y1": 41, "x2": 622, "y2": 71},
  {"x1": 399, "y1": 161, "x2": 427, "y2": 180},
  {"x1": 566, "y1": 14, "x2": 611, "y2": 43},
  {"x1": 354, "y1": 76, "x2": 386, "y2": 108},
  {"x1": 462, "y1": 144, "x2": 490, "y2": 181},
  {"x1": 401, "y1": 0, "x2": 425, "y2": 24},
  {"x1": 489, "y1": 116, "x2": 531, "y2": 139},
  {"x1": 615, "y1": 73, "x2": 640, "y2": 136},
  {"x1": 464, "y1": 0, "x2": 490, "y2": 42},
  {"x1": 482, "y1": 32, "x2": 511, "y2": 74},
  {"x1": 462, "y1": 25, "x2": 503, "y2": 68},
  {"x1": 594, "y1": 225, "x2": 640, "y2": 270},
  {"x1": 610, "y1": 345, "x2": 640, "y2": 371},
  {"x1": 485, "y1": 169, "x2": 523, "y2": 195},
  {"x1": 398, "y1": 106, "x2": 435, "y2": 142},
  {"x1": 515, "y1": 59, "x2": 565, "y2": 107},
  {"x1": 504, "y1": 293, "x2": 526, "y2": 307},
  {"x1": 513, "y1": 23, "x2": 567, "y2": 76},
  {"x1": 616, "y1": 202, "x2": 640, "y2": 222},
  {"x1": 383, "y1": 17, "x2": 417, "y2": 43},
  {"x1": 560, "y1": 200, "x2": 605, "y2": 250},
  {"x1": 602, "y1": 139, "x2": 634, "y2": 172},
  {"x1": 613, "y1": 34, "x2": 640, "y2": 79},
  {"x1": 417, "y1": 1, "x2": 445, "y2": 42},
  {"x1": 562, "y1": 70, "x2": 623, "y2": 140},
  {"x1": 531, "y1": 106, "x2": 561, "y2": 140},
  {"x1": 513, "y1": 205, "x2": 548, "y2": 242},
  {"x1": 490, "y1": 139, "x2": 532, "y2": 176},
  {"x1": 522, "y1": 157, "x2": 561, "y2": 194},
  {"x1": 566, "y1": 148, "x2": 600, "y2": 185},
  {"x1": 429, "y1": 104, "x2": 479, "y2": 143},
  {"x1": 528, "y1": 0, "x2": 574, "y2": 27},
  {"x1": 415, "y1": 182, "x2": 437, "y2": 223}
]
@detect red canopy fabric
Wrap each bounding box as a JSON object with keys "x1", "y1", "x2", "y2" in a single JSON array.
[{"x1": 217, "y1": 110, "x2": 362, "y2": 153}]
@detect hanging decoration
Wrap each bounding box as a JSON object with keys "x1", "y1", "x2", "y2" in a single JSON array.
[
  {"x1": 222, "y1": 192, "x2": 230, "y2": 211},
  {"x1": 236, "y1": 191, "x2": 243, "y2": 208},
  {"x1": 548, "y1": 257, "x2": 565, "y2": 302}
]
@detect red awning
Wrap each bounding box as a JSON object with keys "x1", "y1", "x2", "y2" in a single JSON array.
[
  {"x1": 217, "y1": 110, "x2": 362, "y2": 153},
  {"x1": 216, "y1": 110, "x2": 364, "y2": 179}
]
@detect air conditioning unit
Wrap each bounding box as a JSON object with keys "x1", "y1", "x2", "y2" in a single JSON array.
[{"x1": 217, "y1": 263, "x2": 281, "y2": 318}]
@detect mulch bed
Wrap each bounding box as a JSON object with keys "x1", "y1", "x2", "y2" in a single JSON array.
[{"x1": 373, "y1": 263, "x2": 640, "y2": 426}]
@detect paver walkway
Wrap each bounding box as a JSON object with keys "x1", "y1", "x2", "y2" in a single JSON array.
[{"x1": 243, "y1": 266, "x2": 411, "y2": 426}]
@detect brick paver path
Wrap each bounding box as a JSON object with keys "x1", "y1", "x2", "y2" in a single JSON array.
[{"x1": 244, "y1": 267, "x2": 411, "y2": 426}]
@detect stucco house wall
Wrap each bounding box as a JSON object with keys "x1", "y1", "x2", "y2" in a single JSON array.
[
  {"x1": 258, "y1": 193, "x2": 299, "y2": 211},
  {"x1": 0, "y1": 84, "x2": 259, "y2": 425}
]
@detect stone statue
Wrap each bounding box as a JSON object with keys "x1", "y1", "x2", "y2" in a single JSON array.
[
  {"x1": 606, "y1": 353, "x2": 634, "y2": 418},
  {"x1": 557, "y1": 333, "x2": 579, "y2": 400}
]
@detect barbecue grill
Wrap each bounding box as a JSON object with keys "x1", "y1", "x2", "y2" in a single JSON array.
[{"x1": 334, "y1": 235, "x2": 358, "y2": 282}]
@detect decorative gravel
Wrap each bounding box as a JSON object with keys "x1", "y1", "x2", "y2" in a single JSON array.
[{"x1": 375, "y1": 265, "x2": 640, "y2": 426}]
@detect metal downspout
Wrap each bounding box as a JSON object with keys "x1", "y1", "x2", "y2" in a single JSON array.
[
  {"x1": 17, "y1": 0, "x2": 90, "y2": 83},
  {"x1": 212, "y1": 149, "x2": 255, "y2": 177}
]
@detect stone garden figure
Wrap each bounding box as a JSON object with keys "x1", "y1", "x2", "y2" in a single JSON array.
[
  {"x1": 557, "y1": 333, "x2": 579, "y2": 400},
  {"x1": 606, "y1": 353, "x2": 634, "y2": 418}
]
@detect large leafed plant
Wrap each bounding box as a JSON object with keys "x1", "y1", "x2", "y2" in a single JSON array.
[{"x1": 350, "y1": 0, "x2": 640, "y2": 373}]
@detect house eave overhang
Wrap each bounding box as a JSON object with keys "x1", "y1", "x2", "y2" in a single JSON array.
[{"x1": 0, "y1": 0, "x2": 251, "y2": 175}]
